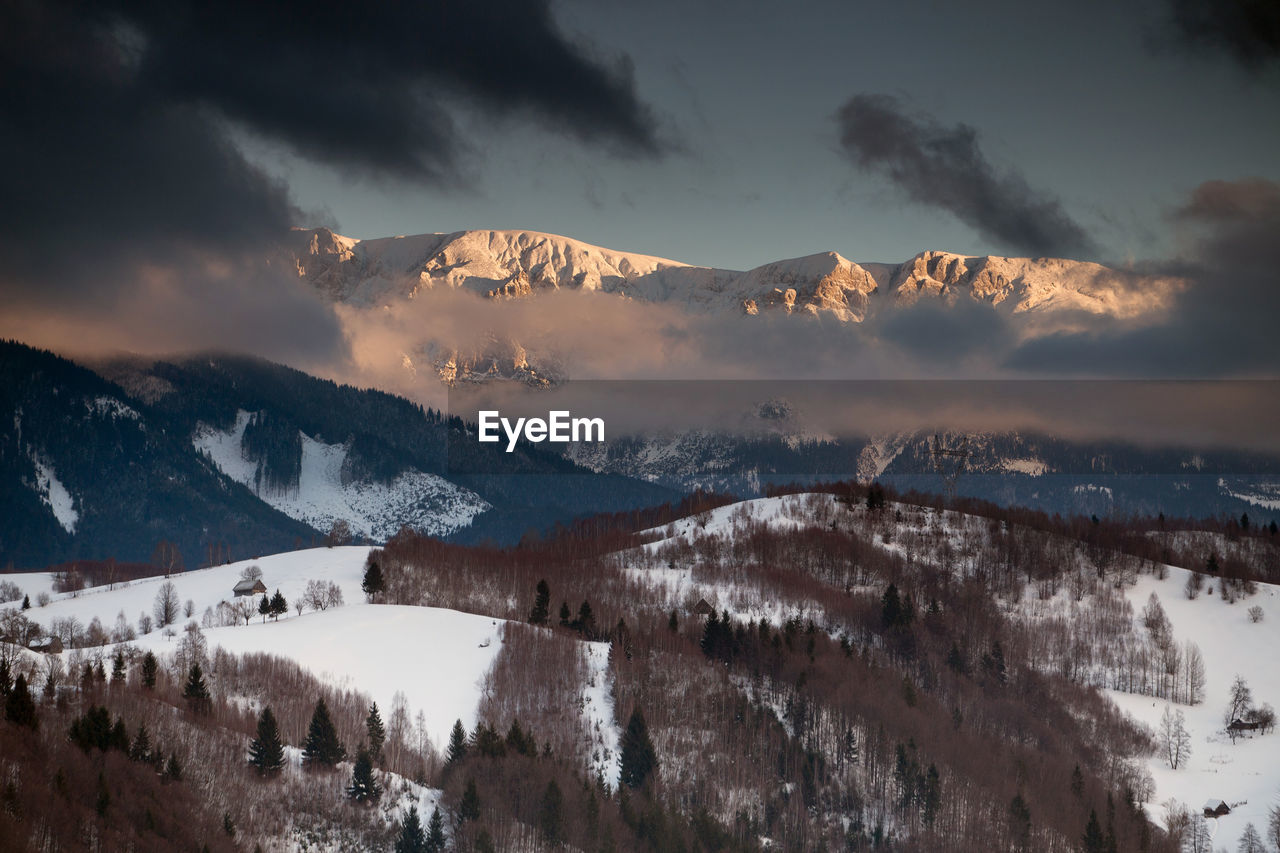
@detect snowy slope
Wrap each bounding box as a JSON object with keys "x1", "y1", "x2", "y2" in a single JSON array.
[
  {"x1": 6, "y1": 548, "x2": 503, "y2": 751},
  {"x1": 1109, "y1": 567, "x2": 1280, "y2": 849},
  {"x1": 140, "y1": 605, "x2": 503, "y2": 752},
  {"x1": 193, "y1": 410, "x2": 488, "y2": 541},
  {"x1": 13, "y1": 546, "x2": 374, "y2": 632}
]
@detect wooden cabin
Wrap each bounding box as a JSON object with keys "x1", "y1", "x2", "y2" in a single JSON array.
[
  {"x1": 233, "y1": 578, "x2": 267, "y2": 597},
  {"x1": 1202, "y1": 800, "x2": 1230, "y2": 818}
]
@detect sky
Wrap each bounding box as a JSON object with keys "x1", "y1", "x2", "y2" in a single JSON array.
[
  {"x1": 251, "y1": 0, "x2": 1280, "y2": 269},
  {"x1": 1, "y1": 0, "x2": 1278, "y2": 398}
]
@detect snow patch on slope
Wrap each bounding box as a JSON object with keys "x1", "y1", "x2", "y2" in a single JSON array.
[
  {"x1": 583, "y1": 642, "x2": 622, "y2": 788},
  {"x1": 30, "y1": 453, "x2": 78, "y2": 533},
  {"x1": 193, "y1": 410, "x2": 488, "y2": 540},
  {"x1": 1219, "y1": 478, "x2": 1280, "y2": 512}
]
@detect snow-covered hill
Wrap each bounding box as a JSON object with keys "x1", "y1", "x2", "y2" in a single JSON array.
[
  {"x1": 7, "y1": 548, "x2": 501, "y2": 750},
  {"x1": 1108, "y1": 567, "x2": 1280, "y2": 849},
  {"x1": 5, "y1": 546, "x2": 624, "y2": 768},
  {"x1": 193, "y1": 410, "x2": 489, "y2": 541}
]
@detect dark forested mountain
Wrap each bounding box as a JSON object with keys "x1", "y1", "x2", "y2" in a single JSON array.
[
  {"x1": 0, "y1": 342, "x2": 674, "y2": 569},
  {"x1": 0, "y1": 341, "x2": 315, "y2": 569}
]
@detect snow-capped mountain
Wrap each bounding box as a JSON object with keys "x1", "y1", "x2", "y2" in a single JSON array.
[{"x1": 284, "y1": 226, "x2": 1180, "y2": 323}]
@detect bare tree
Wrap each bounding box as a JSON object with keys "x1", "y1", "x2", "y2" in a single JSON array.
[
  {"x1": 1248, "y1": 605, "x2": 1264, "y2": 623},
  {"x1": 153, "y1": 581, "x2": 180, "y2": 628},
  {"x1": 230, "y1": 597, "x2": 255, "y2": 626},
  {"x1": 1183, "y1": 641, "x2": 1206, "y2": 705},
  {"x1": 1226, "y1": 675, "x2": 1254, "y2": 741},
  {"x1": 1158, "y1": 706, "x2": 1192, "y2": 769},
  {"x1": 303, "y1": 580, "x2": 345, "y2": 612},
  {"x1": 1239, "y1": 822, "x2": 1265, "y2": 853},
  {"x1": 303, "y1": 580, "x2": 327, "y2": 612},
  {"x1": 239, "y1": 564, "x2": 263, "y2": 582},
  {"x1": 326, "y1": 519, "x2": 353, "y2": 548},
  {"x1": 175, "y1": 621, "x2": 207, "y2": 677},
  {"x1": 152, "y1": 540, "x2": 184, "y2": 577}
]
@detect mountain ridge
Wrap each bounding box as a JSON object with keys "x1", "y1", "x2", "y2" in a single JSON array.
[{"x1": 284, "y1": 226, "x2": 1182, "y2": 323}]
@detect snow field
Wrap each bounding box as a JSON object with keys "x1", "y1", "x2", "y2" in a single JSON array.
[{"x1": 1108, "y1": 565, "x2": 1280, "y2": 849}]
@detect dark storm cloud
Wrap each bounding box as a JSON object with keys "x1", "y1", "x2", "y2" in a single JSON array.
[
  {"x1": 1010, "y1": 178, "x2": 1280, "y2": 376},
  {"x1": 835, "y1": 94, "x2": 1097, "y2": 259},
  {"x1": 1157, "y1": 0, "x2": 1280, "y2": 72},
  {"x1": 120, "y1": 0, "x2": 666, "y2": 179},
  {"x1": 0, "y1": 0, "x2": 664, "y2": 362}
]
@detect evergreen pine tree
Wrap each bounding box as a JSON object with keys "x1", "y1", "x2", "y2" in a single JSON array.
[
  {"x1": 269, "y1": 589, "x2": 287, "y2": 620},
  {"x1": 921, "y1": 763, "x2": 941, "y2": 826},
  {"x1": 164, "y1": 752, "x2": 182, "y2": 781},
  {"x1": 258, "y1": 595, "x2": 271, "y2": 622},
  {"x1": 668, "y1": 609, "x2": 678, "y2": 632},
  {"x1": 445, "y1": 719, "x2": 468, "y2": 766},
  {"x1": 1008, "y1": 793, "x2": 1032, "y2": 849},
  {"x1": 21, "y1": 594, "x2": 30, "y2": 610},
  {"x1": 619, "y1": 708, "x2": 658, "y2": 789},
  {"x1": 141, "y1": 651, "x2": 158, "y2": 689},
  {"x1": 505, "y1": 719, "x2": 535, "y2": 756},
  {"x1": 302, "y1": 698, "x2": 345, "y2": 767},
  {"x1": 1070, "y1": 764, "x2": 1084, "y2": 797},
  {"x1": 528, "y1": 579, "x2": 550, "y2": 625},
  {"x1": 4, "y1": 674, "x2": 37, "y2": 729},
  {"x1": 0, "y1": 658, "x2": 9, "y2": 697},
  {"x1": 881, "y1": 583, "x2": 903, "y2": 629},
  {"x1": 425, "y1": 807, "x2": 445, "y2": 852},
  {"x1": 1082, "y1": 809, "x2": 1105, "y2": 853},
  {"x1": 458, "y1": 778, "x2": 481, "y2": 824},
  {"x1": 183, "y1": 663, "x2": 211, "y2": 713},
  {"x1": 946, "y1": 642, "x2": 967, "y2": 675},
  {"x1": 395, "y1": 805, "x2": 426, "y2": 853},
  {"x1": 539, "y1": 779, "x2": 564, "y2": 843},
  {"x1": 248, "y1": 707, "x2": 286, "y2": 774},
  {"x1": 558, "y1": 601, "x2": 571, "y2": 627},
  {"x1": 129, "y1": 723, "x2": 152, "y2": 762},
  {"x1": 110, "y1": 650, "x2": 126, "y2": 684},
  {"x1": 571, "y1": 600, "x2": 596, "y2": 637},
  {"x1": 110, "y1": 718, "x2": 129, "y2": 751},
  {"x1": 366, "y1": 702, "x2": 386, "y2": 761},
  {"x1": 94, "y1": 659, "x2": 106, "y2": 682},
  {"x1": 362, "y1": 557, "x2": 385, "y2": 601},
  {"x1": 347, "y1": 746, "x2": 381, "y2": 803}
]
